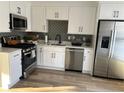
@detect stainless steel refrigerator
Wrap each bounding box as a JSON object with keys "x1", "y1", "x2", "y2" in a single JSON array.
[{"x1": 94, "y1": 20, "x2": 124, "y2": 79}]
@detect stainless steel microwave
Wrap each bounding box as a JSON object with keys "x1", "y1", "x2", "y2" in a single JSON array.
[{"x1": 9, "y1": 13, "x2": 27, "y2": 31}]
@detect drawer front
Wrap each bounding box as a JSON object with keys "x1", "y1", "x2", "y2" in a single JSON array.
[
  {"x1": 43, "y1": 46, "x2": 65, "y2": 52},
  {"x1": 11, "y1": 50, "x2": 22, "y2": 61}
]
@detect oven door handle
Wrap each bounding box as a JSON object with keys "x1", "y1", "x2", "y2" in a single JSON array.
[{"x1": 24, "y1": 52, "x2": 31, "y2": 56}]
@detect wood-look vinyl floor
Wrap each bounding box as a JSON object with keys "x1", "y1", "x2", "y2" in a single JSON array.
[{"x1": 1, "y1": 68, "x2": 124, "y2": 92}]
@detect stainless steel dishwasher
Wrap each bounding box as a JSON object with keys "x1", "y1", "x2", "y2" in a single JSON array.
[{"x1": 65, "y1": 48, "x2": 84, "y2": 72}]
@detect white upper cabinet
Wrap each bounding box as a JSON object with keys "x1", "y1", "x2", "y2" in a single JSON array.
[
  {"x1": 46, "y1": 7, "x2": 68, "y2": 20},
  {"x1": 68, "y1": 6, "x2": 96, "y2": 35},
  {"x1": 31, "y1": 6, "x2": 47, "y2": 32},
  {"x1": 0, "y1": 2, "x2": 10, "y2": 32},
  {"x1": 25, "y1": 2, "x2": 32, "y2": 31},
  {"x1": 9, "y1": 1, "x2": 26, "y2": 16},
  {"x1": 99, "y1": 3, "x2": 124, "y2": 20}
]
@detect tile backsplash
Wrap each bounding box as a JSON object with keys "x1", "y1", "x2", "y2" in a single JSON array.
[
  {"x1": 0, "y1": 21, "x2": 93, "y2": 47},
  {"x1": 0, "y1": 32, "x2": 26, "y2": 43},
  {"x1": 48, "y1": 20, "x2": 68, "y2": 41}
]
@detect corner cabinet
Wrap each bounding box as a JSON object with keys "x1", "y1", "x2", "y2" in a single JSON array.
[
  {"x1": 68, "y1": 6, "x2": 96, "y2": 35},
  {"x1": 46, "y1": 7, "x2": 68, "y2": 20},
  {"x1": 0, "y1": 49, "x2": 22, "y2": 89},
  {"x1": 37, "y1": 45, "x2": 65, "y2": 70},
  {"x1": 9, "y1": 1, "x2": 26, "y2": 16},
  {"x1": 0, "y1": 2, "x2": 10, "y2": 32},
  {"x1": 31, "y1": 7, "x2": 47, "y2": 32},
  {"x1": 99, "y1": 4, "x2": 124, "y2": 20},
  {"x1": 82, "y1": 48, "x2": 94, "y2": 75}
]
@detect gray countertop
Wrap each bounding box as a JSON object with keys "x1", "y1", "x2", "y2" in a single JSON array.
[
  {"x1": 0, "y1": 47, "x2": 21, "y2": 53},
  {"x1": 37, "y1": 40, "x2": 93, "y2": 50}
]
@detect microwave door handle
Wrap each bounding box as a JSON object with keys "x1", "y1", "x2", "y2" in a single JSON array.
[{"x1": 25, "y1": 20, "x2": 27, "y2": 29}]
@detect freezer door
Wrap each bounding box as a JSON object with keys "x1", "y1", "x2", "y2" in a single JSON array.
[
  {"x1": 108, "y1": 22, "x2": 124, "y2": 79},
  {"x1": 94, "y1": 21, "x2": 115, "y2": 77}
]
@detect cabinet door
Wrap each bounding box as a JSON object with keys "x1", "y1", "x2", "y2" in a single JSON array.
[
  {"x1": 37, "y1": 46, "x2": 44, "y2": 66},
  {"x1": 9, "y1": 1, "x2": 26, "y2": 16},
  {"x1": 25, "y1": 2, "x2": 32, "y2": 31},
  {"x1": 43, "y1": 51, "x2": 53, "y2": 67},
  {"x1": 31, "y1": 7, "x2": 47, "y2": 32},
  {"x1": 0, "y1": 2, "x2": 10, "y2": 32},
  {"x1": 53, "y1": 52, "x2": 65, "y2": 68},
  {"x1": 99, "y1": 4, "x2": 116, "y2": 19},
  {"x1": 83, "y1": 49, "x2": 94, "y2": 75},
  {"x1": 115, "y1": 5, "x2": 124, "y2": 20},
  {"x1": 68, "y1": 7, "x2": 96, "y2": 35},
  {"x1": 46, "y1": 7, "x2": 68, "y2": 20},
  {"x1": 10, "y1": 51, "x2": 22, "y2": 84}
]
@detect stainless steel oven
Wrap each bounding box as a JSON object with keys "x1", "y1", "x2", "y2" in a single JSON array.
[
  {"x1": 65, "y1": 48, "x2": 84, "y2": 72},
  {"x1": 9, "y1": 13, "x2": 27, "y2": 31}
]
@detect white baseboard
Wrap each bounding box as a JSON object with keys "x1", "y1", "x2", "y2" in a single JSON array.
[{"x1": 36, "y1": 65, "x2": 65, "y2": 71}]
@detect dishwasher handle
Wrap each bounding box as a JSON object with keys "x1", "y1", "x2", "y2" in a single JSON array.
[{"x1": 66, "y1": 48, "x2": 84, "y2": 52}]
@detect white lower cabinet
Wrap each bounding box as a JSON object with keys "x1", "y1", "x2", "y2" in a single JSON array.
[
  {"x1": 37, "y1": 45, "x2": 65, "y2": 70},
  {"x1": 0, "y1": 49, "x2": 22, "y2": 89},
  {"x1": 82, "y1": 48, "x2": 94, "y2": 75}
]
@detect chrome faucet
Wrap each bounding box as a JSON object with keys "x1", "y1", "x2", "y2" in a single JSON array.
[{"x1": 55, "y1": 34, "x2": 61, "y2": 44}]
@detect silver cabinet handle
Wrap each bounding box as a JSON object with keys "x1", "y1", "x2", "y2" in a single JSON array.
[
  {"x1": 17, "y1": 7, "x2": 21, "y2": 14},
  {"x1": 56, "y1": 12, "x2": 59, "y2": 18},
  {"x1": 54, "y1": 53, "x2": 55, "y2": 58},
  {"x1": 113, "y1": 11, "x2": 116, "y2": 18},
  {"x1": 116, "y1": 11, "x2": 119, "y2": 18},
  {"x1": 51, "y1": 53, "x2": 53, "y2": 58},
  {"x1": 55, "y1": 12, "x2": 59, "y2": 18},
  {"x1": 79, "y1": 26, "x2": 81, "y2": 32},
  {"x1": 81, "y1": 26, "x2": 83, "y2": 32},
  {"x1": 83, "y1": 56, "x2": 86, "y2": 61},
  {"x1": 14, "y1": 54, "x2": 19, "y2": 57},
  {"x1": 40, "y1": 48, "x2": 42, "y2": 52}
]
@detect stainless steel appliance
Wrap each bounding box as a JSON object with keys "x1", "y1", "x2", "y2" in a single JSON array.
[
  {"x1": 94, "y1": 20, "x2": 124, "y2": 79},
  {"x1": 65, "y1": 48, "x2": 84, "y2": 72},
  {"x1": 1, "y1": 36, "x2": 36, "y2": 79},
  {"x1": 10, "y1": 13, "x2": 27, "y2": 30}
]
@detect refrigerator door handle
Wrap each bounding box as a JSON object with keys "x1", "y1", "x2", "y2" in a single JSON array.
[
  {"x1": 108, "y1": 30, "x2": 115, "y2": 58},
  {"x1": 110, "y1": 29, "x2": 116, "y2": 58}
]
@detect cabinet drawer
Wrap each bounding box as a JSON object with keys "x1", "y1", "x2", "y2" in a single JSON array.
[
  {"x1": 43, "y1": 46, "x2": 65, "y2": 52},
  {"x1": 11, "y1": 50, "x2": 21, "y2": 61}
]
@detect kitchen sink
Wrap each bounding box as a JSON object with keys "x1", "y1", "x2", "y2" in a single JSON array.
[{"x1": 51, "y1": 44, "x2": 66, "y2": 46}]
